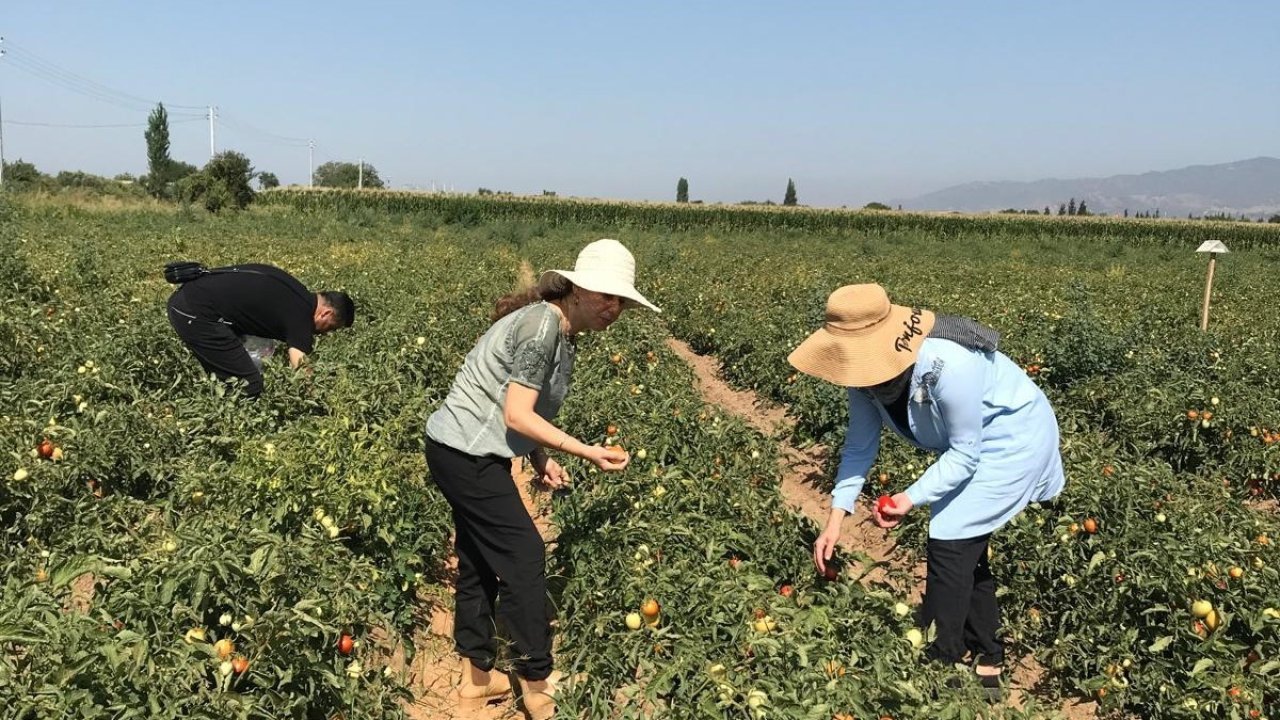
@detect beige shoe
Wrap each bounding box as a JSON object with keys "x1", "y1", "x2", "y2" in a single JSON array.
[
  {"x1": 516, "y1": 670, "x2": 582, "y2": 720},
  {"x1": 457, "y1": 657, "x2": 511, "y2": 709}
]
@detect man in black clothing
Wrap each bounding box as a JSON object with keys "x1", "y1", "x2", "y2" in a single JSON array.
[{"x1": 166, "y1": 264, "x2": 355, "y2": 397}]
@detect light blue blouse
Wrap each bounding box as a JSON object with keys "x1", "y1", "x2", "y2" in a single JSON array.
[{"x1": 833, "y1": 337, "x2": 1065, "y2": 540}]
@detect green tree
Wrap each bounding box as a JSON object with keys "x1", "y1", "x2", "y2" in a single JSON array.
[
  {"x1": 2, "y1": 159, "x2": 43, "y2": 188},
  {"x1": 167, "y1": 160, "x2": 198, "y2": 183},
  {"x1": 1077, "y1": 200, "x2": 1089, "y2": 216},
  {"x1": 54, "y1": 171, "x2": 107, "y2": 189},
  {"x1": 676, "y1": 177, "x2": 689, "y2": 203},
  {"x1": 1067, "y1": 198, "x2": 1077, "y2": 216},
  {"x1": 783, "y1": 178, "x2": 797, "y2": 206},
  {"x1": 258, "y1": 172, "x2": 280, "y2": 190},
  {"x1": 144, "y1": 103, "x2": 172, "y2": 198},
  {"x1": 180, "y1": 150, "x2": 257, "y2": 212},
  {"x1": 313, "y1": 161, "x2": 385, "y2": 189},
  {"x1": 863, "y1": 202, "x2": 891, "y2": 210}
]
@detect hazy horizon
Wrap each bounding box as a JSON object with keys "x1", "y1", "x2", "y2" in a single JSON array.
[{"x1": 3, "y1": 1, "x2": 1278, "y2": 207}]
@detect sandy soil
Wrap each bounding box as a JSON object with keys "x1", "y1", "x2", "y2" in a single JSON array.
[
  {"x1": 399, "y1": 335, "x2": 1099, "y2": 719},
  {"x1": 663, "y1": 338, "x2": 1098, "y2": 720}
]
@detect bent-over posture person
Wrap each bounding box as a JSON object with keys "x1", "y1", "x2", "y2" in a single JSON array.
[
  {"x1": 167, "y1": 263, "x2": 354, "y2": 397},
  {"x1": 791, "y1": 284, "x2": 1065, "y2": 701}
]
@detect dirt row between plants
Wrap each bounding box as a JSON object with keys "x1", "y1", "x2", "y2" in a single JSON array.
[
  {"x1": 663, "y1": 339, "x2": 920, "y2": 597},
  {"x1": 396, "y1": 337, "x2": 1097, "y2": 719},
  {"x1": 664, "y1": 337, "x2": 1098, "y2": 720},
  {"x1": 393, "y1": 458, "x2": 550, "y2": 720}
]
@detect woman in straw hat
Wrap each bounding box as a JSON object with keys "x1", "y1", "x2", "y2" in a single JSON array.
[
  {"x1": 790, "y1": 284, "x2": 1064, "y2": 699},
  {"x1": 424, "y1": 238, "x2": 660, "y2": 719}
]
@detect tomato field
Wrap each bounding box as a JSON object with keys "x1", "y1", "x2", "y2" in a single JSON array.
[{"x1": 2, "y1": 192, "x2": 1278, "y2": 719}]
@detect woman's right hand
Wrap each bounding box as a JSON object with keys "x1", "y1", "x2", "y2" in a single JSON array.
[
  {"x1": 813, "y1": 522, "x2": 843, "y2": 574},
  {"x1": 585, "y1": 444, "x2": 630, "y2": 472}
]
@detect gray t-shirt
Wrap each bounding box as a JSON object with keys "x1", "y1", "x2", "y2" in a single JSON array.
[{"x1": 426, "y1": 302, "x2": 575, "y2": 458}]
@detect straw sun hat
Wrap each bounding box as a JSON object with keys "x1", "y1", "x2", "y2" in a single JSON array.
[
  {"x1": 788, "y1": 284, "x2": 935, "y2": 388},
  {"x1": 541, "y1": 238, "x2": 661, "y2": 313}
]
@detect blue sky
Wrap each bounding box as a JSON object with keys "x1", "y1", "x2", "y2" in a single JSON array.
[{"x1": 3, "y1": 1, "x2": 1277, "y2": 206}]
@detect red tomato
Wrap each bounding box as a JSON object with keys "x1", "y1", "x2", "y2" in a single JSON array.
[
  {"x1": 338, "y1": 634, "x2": 354, "y2": 655},
  {"x1": 37, "y1": 440, "x2": 55, "y2": 459},
  {"x1": 876, "y1": 495, "x2": 895, "y2": 514}
]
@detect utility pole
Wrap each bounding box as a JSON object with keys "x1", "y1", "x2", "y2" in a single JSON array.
[
  {"x1": 207, "y1": 105, "x2": 217, "y2": 158},
  {"x1": 0, "y1": 36, "x2": 7, "y2": 189},
  {"x1": 308, "y1": 139, "x2": 314, "y2": 187},
  {"x1": 0, "y1": 92, "x2": 6, "y2": 189},
  {"x1": 358, "y1": 158, "x2": 363, "y2": 189}
]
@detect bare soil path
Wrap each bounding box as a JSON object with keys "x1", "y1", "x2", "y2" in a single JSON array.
[
  {"x1": 395, "y1": 459, "x2": 552, "y2": 720},
  {"x1": 663, "y1": 338, "x2": 1097, "y2": 720},
  {"x1": 396, "y1": 334, "x2": 1096, "y2": 719},
  {"x1": 665, "y1": 338, "x2": 920, "y2": 596}
]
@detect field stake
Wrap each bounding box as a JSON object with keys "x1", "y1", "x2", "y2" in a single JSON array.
[
  {"x1": 1194, "y1": 240, "x2": 1229, "y2": 332},
  {"x1": 1200, "y1": 253, "x2": 1216, "y2": 331}
]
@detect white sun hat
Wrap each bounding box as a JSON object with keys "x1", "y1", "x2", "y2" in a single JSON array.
[{"x1": 541, "y1": 238, "x2": 661, "y2": 313}]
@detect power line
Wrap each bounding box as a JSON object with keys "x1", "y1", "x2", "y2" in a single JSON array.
[
  {"x1": 1, "y1": 37, "x2": 324, "y2": 184},
  {"x1": 1, "y1": 38, "x2": 206, "y2": 113},
  {"x1": 217, "y1": 110, "x2": 311, "y2": 147},
  {"x1": 5, "y1": 116, "x2": 205, "y2": 129},
  {"x1": 5, "y1": 54, "x2": 159, "y2": 114}
]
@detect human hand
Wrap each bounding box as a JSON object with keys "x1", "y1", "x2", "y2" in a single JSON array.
[
  {"x1": 532, "y1": 456, "x2": 569, "y2": 490},
  {"x1": 586, "y1": 444, "x2": 629, "y2": 472},
  {"x1": 813, "y1": 523, "x2": 843, "y2": 574},
  {"x1": 872, "y1": 492, "x2": 913, "y2": 529}
]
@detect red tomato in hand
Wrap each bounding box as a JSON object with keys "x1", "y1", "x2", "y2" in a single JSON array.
[{"x1": 876, "y1": 494, "x2": 896, "y2": 514}]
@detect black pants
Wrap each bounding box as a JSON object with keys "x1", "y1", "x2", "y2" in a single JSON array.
[
  {"x1": 424, "y1": 437, "x2": 552, "y2": 681},
  {"x1": 920, "y1": 534, "x2": 1003, "y2": 668},
  {"x1": 167, "y1": 292, "x2": 263, "y2": 397}
]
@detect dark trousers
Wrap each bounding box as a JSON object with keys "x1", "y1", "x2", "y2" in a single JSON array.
[
  {"x1": 424, "y1": 437, "x2": 552, "y2": 681},
  {"x1": 920, "y1": 534, "x2": 1003, "y2": 668},
  {"x1": 167, "y1": 292, "x2": 263, "y2": 397}
]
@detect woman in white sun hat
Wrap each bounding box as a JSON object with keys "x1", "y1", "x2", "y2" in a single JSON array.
[
  {"x1": 424, "y1": 238, "x2": 659, "y2": 719},
  {"x1": 789, "y1": 283, "x2": 1064, "y2": 700}
]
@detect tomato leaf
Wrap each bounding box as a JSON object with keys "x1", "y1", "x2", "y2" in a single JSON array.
[
  {"x1": 1190, "y1": 658, "x2": 1214, "y2": 676},
  {"x1": 0, "y1": 623, "x2": 46, "y2": 644},
  {"x1": 1087, "y1": 551, "x2": 1106, "y2": 572},
  {"x1": 1147, "y1": 635, "x2": 1173, "y2": 653},
  {"x1": 50, "y1": 554, "x2": 101, "y2": 589},
  {"x1": 1254, "y1": 660, "x2": 1279, "y2": 675},
  {"x1": 249, "y1": 545, "x2": 271, "y2": 576}
]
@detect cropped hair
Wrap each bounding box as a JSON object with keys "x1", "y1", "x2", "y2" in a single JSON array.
[{"x1": 320, "y1": 291, "x2": 356, "y2": 328}]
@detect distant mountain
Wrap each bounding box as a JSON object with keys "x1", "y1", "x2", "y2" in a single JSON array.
[{"x1": 896, "y1": 157, "x2": 1280, "y2": 218}]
